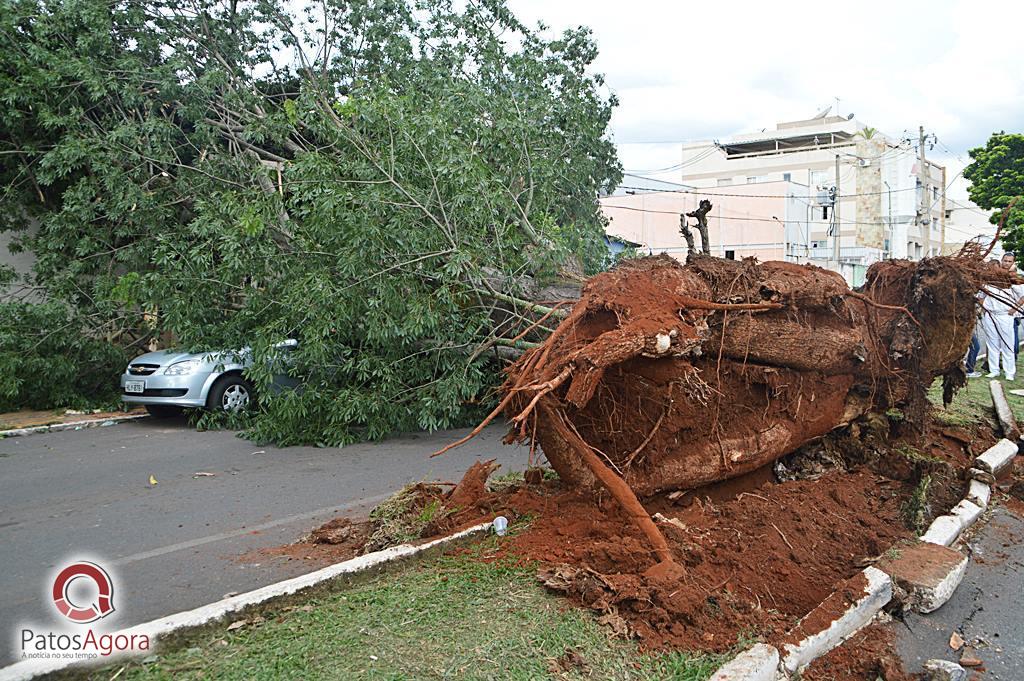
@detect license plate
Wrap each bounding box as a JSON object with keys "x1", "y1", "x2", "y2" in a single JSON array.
[{"x1": 125, "y1": 380, "x2": 145, "y2": 394}]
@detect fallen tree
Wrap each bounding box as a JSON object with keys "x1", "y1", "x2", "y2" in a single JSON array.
[{"x1": 437, "y1": 246, "x2": 1019, "y2": 573}]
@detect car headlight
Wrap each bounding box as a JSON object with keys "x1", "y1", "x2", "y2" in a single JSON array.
[{"x1": 164, "y1": 360, "x2": 201, "y2": 376}]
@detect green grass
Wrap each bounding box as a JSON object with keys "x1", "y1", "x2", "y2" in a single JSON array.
[
  {"x1": 82, "y1": 543, "x2": 728, "y2": 681},
  {"x1": 927, "y1": 353, "x2": 1024, "y2": 427}
]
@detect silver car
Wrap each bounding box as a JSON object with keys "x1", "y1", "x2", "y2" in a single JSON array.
[{"x1": 120, "y1": 339, "x2": 298, "y2": 417}]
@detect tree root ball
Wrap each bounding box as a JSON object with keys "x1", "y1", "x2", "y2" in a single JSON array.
[{"x1": 504, "y1": 251, "x2": 1017, "y2": 498}]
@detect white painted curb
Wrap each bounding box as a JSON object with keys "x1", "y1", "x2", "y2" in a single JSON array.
[
  {"x1": 0, "y1": 414, "x2": 147, "y2": 438},
  {"x1": 779, "y1": 566, "x2": 892, "y2": 676},
  {"x1": 916, "y1": 549, "x2": 969, "y2": 614},
  {"x1": 0, "y1": 522, "x2": 493, "y2": 681},
  {"x1": 967, "y1": 479, "x2": 991, "y2": 508},
  {"x1": 974, "y1": 438, "x2": 1018, "y2": 477},
  {"x1": 708, "y1": 643, "x2": 779, "y2": 681},
  {"x1": 949, "y1": 499, "x2": 983, "y2": 528},
  {"x1": 920, "y1": 515, "x2": 963, "y2": 547}
]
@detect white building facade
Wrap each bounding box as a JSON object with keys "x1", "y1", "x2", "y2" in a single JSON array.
[{"x1": 678, "y1": 115, "x2": 947, "y2": 267}]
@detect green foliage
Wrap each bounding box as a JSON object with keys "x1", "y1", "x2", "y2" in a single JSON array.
[
  {"x1": 884, "y1": 407, "x2": 904, "y2": 423},
  {"x1": 0, "y1": 0, "x2": 622, "y2": 444},
  {"x1": 964, "y1": 132, "x2": 1024, "y2": 253},
  {"x1": 0, "y1": 302, "x2": 126, "y2": 411},
  {"x1": 902, "y1": 474, "x2": 932, "y2": 536}
]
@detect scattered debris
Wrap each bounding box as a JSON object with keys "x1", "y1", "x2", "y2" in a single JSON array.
[
  {"x1": 310, "y1": 518, "x2": 357, "y2": 545},
  {"x1": 546, "y1": 648, "x2": 590, "y2": 676},
  {"x1": 147, "y1": 475, "x2": 157, "y2": 487},
  {"x1": 193, "y1": 471, "x2": 216, "y2": 478},
  {"x1": 949, "y1": 631, "x2": 965, "y2": 651},
  {"x1": 958, "y1": 646, "x2": 983, "y2": 667},
  {"x1": 923, "y1": 658, "x2": 968, "y2": 681},
  {"x1": 225, "y1": 620, "x2": 247, "y2": 631}
]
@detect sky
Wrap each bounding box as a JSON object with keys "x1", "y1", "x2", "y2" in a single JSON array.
[{"x1": 506, "y1": 0, "x2": 1024, "y2": 200}]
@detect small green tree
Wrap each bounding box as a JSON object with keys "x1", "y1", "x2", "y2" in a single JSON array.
[{"x1": 963, "y1": 132, "x2": 1024, "y2": 253}]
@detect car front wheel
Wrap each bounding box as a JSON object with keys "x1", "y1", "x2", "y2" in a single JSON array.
[{"x1": 207, "y1": 375, "x2": 254, "y2": 412}]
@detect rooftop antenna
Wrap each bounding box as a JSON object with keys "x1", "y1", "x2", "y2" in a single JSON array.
[{"x1": 811, "y1": 105, "x2": 831, "y2": 119}]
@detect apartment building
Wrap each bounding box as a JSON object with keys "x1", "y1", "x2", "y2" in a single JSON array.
[{"x1": 678, "y1": 115, "x2": 947, "y2": 265}]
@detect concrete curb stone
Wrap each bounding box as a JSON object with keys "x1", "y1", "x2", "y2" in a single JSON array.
[
  {"x1": 920, "y1": 514, "x2": 964, "y2": 547},
  {"x1": 876, "y1": 541, "x2": 969, "y2": 614},
  {"x1": 707, "y1": 643, "x2": 779, "y2": 681},
  {"x1": 966, "y1": 479, "x2": 991, "y2": 508},
  {"x1": 0, "y1": 414, "x2": 148, "y2": 438},
  {"x1": 949, "y1": 499, "x2": 983, "y2": 528},
  {"x1": 974, "y1": 438, "x2": 1018, "y2": 477},
  {"x1": 779, "y1": 566, "x2": 892, "y2": 676}
]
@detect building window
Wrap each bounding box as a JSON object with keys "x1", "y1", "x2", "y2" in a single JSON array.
[
  {"x1": 725, "y1": 250, "x2": 736, "y2": 260},
  {"x1": 717, "y1": 178, "x2": 733, "y2": 187},
  {"x1": 933, "y1": 187, "x2": 939, "y2": 201},
  {"x1": 810, "y1": 170, "x2": 828, "y2": 187},
  {"x1": 783, "y1": 172, "x2": 791, "y2": 182}
]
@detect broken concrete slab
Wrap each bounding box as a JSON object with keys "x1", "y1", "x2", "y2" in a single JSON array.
[
  {"x1": 707, "y1": 643, "x2": 779, "y2": 681},
  {"x1": 780, "y1": 566, "x2": 892, "y2": 675},
  {"x1": 920, "y1": 515, "x2": 964, "y2": 547},
  {"x1": 989, "y1": 380, "x2": 1021, "y2": 440},
  {"x1": 949, "y1": 499, "x2": 983, "y2": 531},
  {"x1": 968, "y1": 467, "x2": 996, "y2": 485},
  {"x1": 974, "y1": 438, "x2": 1018, "y2": 477},
  {"x1": 966, "y1": 479, "x2": 991, "y2": 508},
  {"x1": 876, "y1": 541, "x2": 968, "y2": 613},
  {"x1": 923, "y1": 658, "x2": 968, "y2": 681}
]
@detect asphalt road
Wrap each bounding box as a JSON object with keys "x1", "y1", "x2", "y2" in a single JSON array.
[
  {"x1": 0, "y1": 416, "x2": 525, "y2": 665},
  {"x1": 896, "y1": 505, "x2": 1024, "y2": 679}
]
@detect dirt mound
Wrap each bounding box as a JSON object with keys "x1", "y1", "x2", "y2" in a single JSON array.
[{"x1": 498, "y1": 468, "x2": 911, "y2": 651}]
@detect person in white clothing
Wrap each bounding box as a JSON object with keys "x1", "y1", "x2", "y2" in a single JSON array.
[{"x1": 979, "y1": 274, "x2": 1024, "y2": 379}]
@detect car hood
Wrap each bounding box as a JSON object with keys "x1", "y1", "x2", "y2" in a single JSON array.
[{"x1": 129, "y1": 348, "x2": 250, "y2": 367}]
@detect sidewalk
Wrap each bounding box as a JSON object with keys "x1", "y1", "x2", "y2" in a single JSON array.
[{"x1": 0, "y1": 407, "x2": 145, "y2": 431}]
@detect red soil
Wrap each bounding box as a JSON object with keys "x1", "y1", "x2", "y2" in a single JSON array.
[
  {"x1": 438, "y1": 465, "x2": 915, "y2": 652},
  {"x1": 803, "y1": 623, "x2": 920, "y2": 680}
]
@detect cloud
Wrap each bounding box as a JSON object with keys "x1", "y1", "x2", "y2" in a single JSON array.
[{"x1": 507, "y1": 0, "x2": 1022, "y2": 198}]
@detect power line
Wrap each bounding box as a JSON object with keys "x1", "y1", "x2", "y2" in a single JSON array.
[
  {"x1": 612, "y1": 184, "x2": 920, "y2": 200},
  {"x1": 600, "y1": 202, "x2": 898, "y2": 227}
]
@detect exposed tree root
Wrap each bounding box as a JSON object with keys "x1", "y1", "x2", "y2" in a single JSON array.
[{"x1": 436, "y1": 250, "x2": 1020, "y2": 568}]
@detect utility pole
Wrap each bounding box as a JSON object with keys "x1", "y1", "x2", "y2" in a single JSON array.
[
  {"x1": 918, "y1": 125, "x2": 931, "y2": 257},
  {"x1": 940, "y1": 165, "x2": 947, "y2": 253},
  {"x1": 833, "y1": 154, "x2": 841, "y2": 264}
]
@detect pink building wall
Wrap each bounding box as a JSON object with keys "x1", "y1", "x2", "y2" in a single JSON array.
[{"x1": 600, "y1": 181, "x2": 797, "y2": 262}]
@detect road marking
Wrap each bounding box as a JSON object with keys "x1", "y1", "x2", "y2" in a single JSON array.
[{"x1": 110, "y1": 493, "x2": 391, "y2": 567}]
